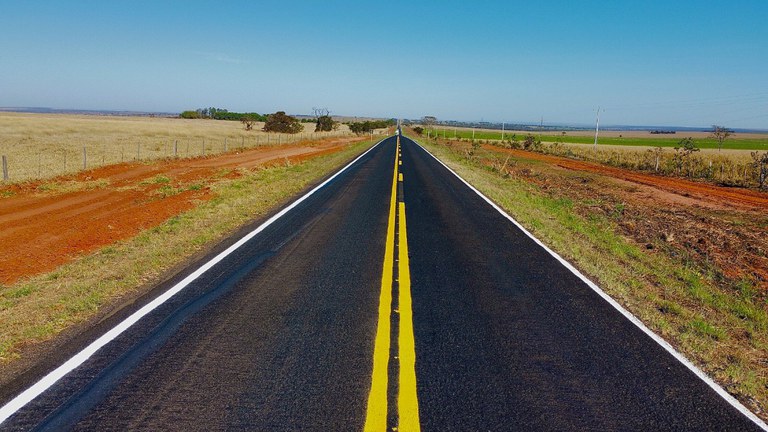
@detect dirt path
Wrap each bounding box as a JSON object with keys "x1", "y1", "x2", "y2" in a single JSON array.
[
  {"x1": 0, "y1": 138, "x2": 361, "y2": 285},
  {"x1": 485, "y1": 145, "x2": 768, "y2": 211}
]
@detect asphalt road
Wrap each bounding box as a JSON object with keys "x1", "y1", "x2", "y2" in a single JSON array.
[{"x1": 0, "y1": 135, "x2": 763, "y2": 431}]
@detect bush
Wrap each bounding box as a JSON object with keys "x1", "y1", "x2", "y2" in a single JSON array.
[
  {"x1": 263, "y1": 111, "x2": 303, "y2": 134},
  {"x1": 523, "y1": 134, "x2": 541, "y2": 150},
  {"x1": 315, "y1": 115, "x2": 338, "y2": 132}
]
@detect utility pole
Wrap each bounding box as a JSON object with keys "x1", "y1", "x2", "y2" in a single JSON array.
[
  {"x1": 593, "y1": 107, "x2": 602, "y2": 150},
  {"x1": 501, "y1": 122, "x2": 505, "y2": 141}
]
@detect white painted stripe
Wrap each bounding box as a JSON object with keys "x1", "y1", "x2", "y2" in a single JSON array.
[
  {"x1": 0, "y1": 138, "x2": 389, "y2": 425},
  {"x1": 408, "y1": 137, "x2": 768, "y2": 431}
]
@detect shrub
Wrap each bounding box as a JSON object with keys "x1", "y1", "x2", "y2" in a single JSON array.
[
  {"x1": 263, "y1": 111, "x2": 302, "y2": 134},
  {"x1": 315, "y1": 115, "x2": 338, "y2": 132}
]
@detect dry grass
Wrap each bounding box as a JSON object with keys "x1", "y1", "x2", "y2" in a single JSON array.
[
  {"x1": 557, "y1": 142, "x2": 757, "y2": 159},
  {"x1": 0, "y1": 112, "x2": 356, "y2": 182},
  {"x1": 542, "y1": 143, "x2": 763, "y2": 188},
  {"x1": 448, "y1": 134, "x2": 767, "y2": 188}
]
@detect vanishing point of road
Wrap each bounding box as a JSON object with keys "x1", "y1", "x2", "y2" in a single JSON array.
[{"x1": 0, "y1": 135, "x2": 764, "y2": 431}]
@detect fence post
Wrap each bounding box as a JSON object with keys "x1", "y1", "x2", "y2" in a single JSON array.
[
  {"x1": 137, "y1": 143, "x2": 141, "y2": 160},
  {"x1": 202, "y1": 139, "x2": 205, "y2": 156},
  {"x1": 2, "y1": 155, "x2": 8, "y2": 181},
  {"x1": 83, "y1": 146, "x2": 87, "y2": 170},
  {"x1": 224, "y1": 138, "x2": 228, "y2": 152},
  {"x1": 174, "y1": 140, "x2": 178, "y2": 157}
]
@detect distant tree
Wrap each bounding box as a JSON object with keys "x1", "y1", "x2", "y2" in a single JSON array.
[
  {"x1": 650, "y1": 146, "x2": 664, "y2": 172},
  {"x1": 313, "y1": 107, "x2": 338, "y2": 132},
  {"x1": 181, "y1": 108, "x2": 266, "y2": 122},
  {"x1": 240, "y1": 114, "x2": 260, "y2": 131},
  {"x1": 315, "y1": 115, "x2": 338, "y2": 132},
  {"x1": 348, "y1": 120, "x2": 394, "y2": 136},
  {"x1": 349, "y1": 122, "x2": 368, "y2": 136},
  {"x1": 422, "y1": 116, "x2": 437, "y2": 135},
  {"x1": 710, "y1": 125, "x2": 733, "y2": 152},
  {"x1": 673, "y1": 137, "x2": 700, "y2": 175},
  {"x1": 263, "y1": 111, "x2": 303, "y2": 134}
]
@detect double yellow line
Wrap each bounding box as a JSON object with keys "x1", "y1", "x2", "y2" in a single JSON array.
[{"x1": 364, "y1": 137, "x2": 420, "y2": 432}]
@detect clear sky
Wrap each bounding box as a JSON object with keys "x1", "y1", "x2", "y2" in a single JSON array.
[{"x1": 1, "y1": 0, "x2": 767, "y2": 128}]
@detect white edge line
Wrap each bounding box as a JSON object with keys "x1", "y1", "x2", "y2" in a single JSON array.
[
  {"x1": 0, "y1": 137, "x2": 389, "y2": 425},
  {"x1": 408, "y1": 136, "x2": 768, "y2": 431}
]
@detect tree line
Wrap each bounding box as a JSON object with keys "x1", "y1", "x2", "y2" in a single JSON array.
[
  {"x1": 180, "y1": 107, "x2": 267, "y2": 122},
  {"x1": 348, "y1": 119, "x2": 396, "y2": 135},
  {"x1": 181, "y1": 107, "x2": 395, "y2": 136},
  {"x1": 180, "y1": 107, "x2": 346, "y2": 134}
]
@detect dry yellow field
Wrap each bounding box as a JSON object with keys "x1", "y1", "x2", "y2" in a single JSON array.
[
  {"x1": 556, "y1": 143, "x2": 756, "y2": 163},
  {"x1": 0, "y1": 112, "x2": 355, "y2": 182}
]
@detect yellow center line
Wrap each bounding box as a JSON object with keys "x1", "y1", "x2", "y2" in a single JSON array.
[
  {"x1": 365, "y1": 138, "x2": 420, "y2": 431},
  {"x1": 363, "y1": 141, "x2": 399, "y2": 432},
  {"x1": 397, "y1": 201, "x2": 420, "y2": 431}
]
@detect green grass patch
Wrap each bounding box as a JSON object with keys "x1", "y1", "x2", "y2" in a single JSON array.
[
  {"x1": 687, "y1": 317, "x2": 727, "y2": 341},
  {"x1": 426, "y1": 128, "x2": 768, "y2": 150}
]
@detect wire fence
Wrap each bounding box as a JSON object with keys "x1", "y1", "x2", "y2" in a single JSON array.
[{"x1": 0, "y1": 130, "x2": 351, "y2": 183}]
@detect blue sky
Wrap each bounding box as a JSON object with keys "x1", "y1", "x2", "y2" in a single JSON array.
[{"x1": 1, "y1": 0, "x2": 767, "y2": 128}]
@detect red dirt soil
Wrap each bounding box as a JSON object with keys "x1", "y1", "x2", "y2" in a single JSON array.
[
  {"x1": 485, "y1": 145, "x2": 768, "y2": 211},
  {"x1": 479, "y1": 144, "x2": 768, "y2": 288},
  {"x1": 0, "y1": 138, "x2": 361, "y2": 285}
]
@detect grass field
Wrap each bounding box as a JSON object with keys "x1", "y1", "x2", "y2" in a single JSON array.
[
  {"x1": 0, "y1": 112, "x2": 356, "y2": 182},
  {"x1": 410, "y1": 132, "x2": 768, "y2": 420},
  {"x1": 426, "y1": 127, "x2": 768, "y2": 151}
]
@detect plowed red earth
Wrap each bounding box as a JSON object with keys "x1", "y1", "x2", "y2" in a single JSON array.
[
  {"x1": 0, "y1": 139, "x2": 359, "y2": 285},
  {"x1": 485, "y1": 145, "x2": 768, "y2": 211},
  {"x1": 481, "y1": 144, "x2": 768, "y2": 288}
]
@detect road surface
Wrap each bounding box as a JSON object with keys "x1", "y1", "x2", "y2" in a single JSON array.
[{"x1": 0, "y1": 135, "x2": 763, "y2": 431}]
